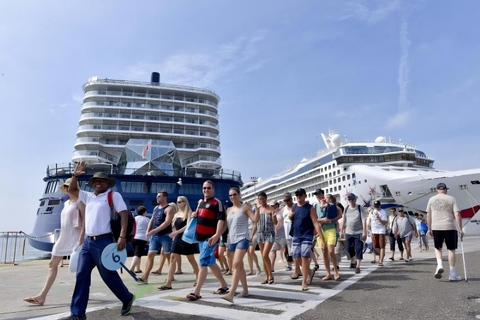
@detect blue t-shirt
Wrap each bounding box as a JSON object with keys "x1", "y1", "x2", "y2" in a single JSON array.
[{"x1": 292, "y1": 203, "x2": 314, "y2": 239}]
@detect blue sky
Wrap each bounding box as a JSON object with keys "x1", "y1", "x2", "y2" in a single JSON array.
[{"x1": 1, "y1": 0, "x2": 479, "y2": 232}]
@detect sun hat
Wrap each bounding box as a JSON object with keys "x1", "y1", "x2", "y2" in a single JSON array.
[
  {"x1": 88, "y1": 172, "x2": 116, "y2": 188},
  {"x1": 59, "y1": 178, "x2": 80, "y2": 194}
]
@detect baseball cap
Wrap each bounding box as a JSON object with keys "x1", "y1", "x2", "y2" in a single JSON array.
[
  {"x1": 374, "y1": 200, "x2": 381, "y2": 206},
  {"x1": 398, "y1": 208, "x2": 404, "y2": 212},
  {"x1": 436, "y1": 182, "x2": 449, "y2": 190},
  {"x1": 313, "y1": 188, "x2": 324, "y2": 196},
  {"x1": 347, "y1": 193, "x2": 357, "y2": 200},
  {"x1": 295, "y1": 188, "x2": 306, "y2": 196}
]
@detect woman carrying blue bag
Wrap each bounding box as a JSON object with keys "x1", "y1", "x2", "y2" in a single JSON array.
[{"x1": 160, "y1": 196, "x2": 200, "y2": 290}]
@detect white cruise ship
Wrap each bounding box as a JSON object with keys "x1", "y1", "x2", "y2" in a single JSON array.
[
  {"x1": 241, "y1": 130, "x2": 480, "y2": 235},
  {"x1": 30, "y1": 73, "x2": 242, "y2": 252}
]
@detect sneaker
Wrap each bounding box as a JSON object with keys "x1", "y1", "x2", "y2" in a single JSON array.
[
  {"x1": 449, "y1": 274, "x2": 462, "y2": 282},
  {"x1": 434, "y1": 266, "x2": 444, "y2": 279},
  {"x1": 59, "y1": 316, "x2": 87, "y2": 320},
  {"x1": 350, "y1": 263, "x2": 356, "y2": 269},
  {"x1": 355, "y1": 267, "x2": 360, "y2": 274},
  {"x1": 121, "y1": 294, "x2": 135, "y2": 316},
  {"x1": 286, "y1": 266, "x2": 292, "y2": 271}
]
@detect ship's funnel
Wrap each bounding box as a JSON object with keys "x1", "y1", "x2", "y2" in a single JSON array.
[{"x1": 151, "y1": 72, "x2": 160, "y2": 84}]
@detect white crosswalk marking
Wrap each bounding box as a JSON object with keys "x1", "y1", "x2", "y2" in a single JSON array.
[{"x1": 132, "y1": 261, "x2": 382, "y2": 320}]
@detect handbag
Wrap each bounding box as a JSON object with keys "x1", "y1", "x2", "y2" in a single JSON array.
[
  {"x1": 182, "y1": 217, "x2": 198, "y2": 244},
  {"x1": 69, "y1": 245, "x2": 81, "y2": 273}
]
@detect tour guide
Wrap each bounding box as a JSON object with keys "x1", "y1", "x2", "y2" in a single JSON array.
[{"x1": 61, "y1": 161, "x2": 134, "y2": 320}]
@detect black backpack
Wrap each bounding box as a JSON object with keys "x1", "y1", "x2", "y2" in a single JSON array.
[{"x1": 108, "y1": 191, "x2": 136, "y2": 242}]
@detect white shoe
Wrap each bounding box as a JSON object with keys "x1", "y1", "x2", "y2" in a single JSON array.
[
  {"x1": 434, "y1": 266, "x2": 444, "y2": 279},
  {"x1": 449, "y1": 274, "x2": 462, "y2": 281}
]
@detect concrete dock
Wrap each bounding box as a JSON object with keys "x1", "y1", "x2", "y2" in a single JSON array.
[{"x1": 1, "y1": 237, "x2": 480, "y2": 320}]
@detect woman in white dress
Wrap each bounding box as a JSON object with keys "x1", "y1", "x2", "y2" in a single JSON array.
[{"x1": 23, "y1": 178, "x2": 84, "y2": 306}]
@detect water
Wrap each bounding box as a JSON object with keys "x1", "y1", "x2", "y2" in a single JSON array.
[{"x1": 0, "y1": 234, "x2": 50, "y2": 264}]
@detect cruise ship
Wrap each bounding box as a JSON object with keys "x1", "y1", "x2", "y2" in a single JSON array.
[
  {"x1": 241, "y1": 130, "x2": 480, "y2": 235},
  {"x1": 30, "y1": 73, "x2": 242, "y2": 252}
]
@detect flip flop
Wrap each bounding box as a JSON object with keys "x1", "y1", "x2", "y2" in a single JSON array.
[
  {"x1": 322, "y1": 275, "x2": 332, "y2": 281},
  {"x1": 291, "y1": 274, "x2": 300, "y2": 279},
  {"x1": 158, "y1": 285, "x2": 172, "y2": 290},
  {"x1": 221, "y1": 296, "x2": 234, "y2": 303},
  {"x1": 23, "y1": 298, "x2": 44, "y2": 306},
  {"x1": 186, "y1": 292, "x2": 202, "y2": 301},
  {"x1": 152, "y1": 271, "x2": 162, "y2": 275},
  {"x1": 214, "y1": 287, "x2": 229, "y2": 294},
  {"x1": 174, "y1": 271, "x2": 183, "y2": 275}
]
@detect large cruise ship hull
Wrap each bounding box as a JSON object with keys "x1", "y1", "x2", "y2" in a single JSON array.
[{"x1": 332, "y1": 165, "x2": 480, "y2": 235}]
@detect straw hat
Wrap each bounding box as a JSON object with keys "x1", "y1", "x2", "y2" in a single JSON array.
[{"x1": 59, "y1": 178, "x2": 80, "y2": 194}]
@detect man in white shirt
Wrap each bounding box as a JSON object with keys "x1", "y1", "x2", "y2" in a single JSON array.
[
  {"x1": 367, "y1": 201, "x2": 388, "y2": 266},
  {"x1": 62, "y1": 162, "x2": 134, "y2": 320}
]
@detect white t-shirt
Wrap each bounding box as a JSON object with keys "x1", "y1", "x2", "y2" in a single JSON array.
[
  {"x1": 79, "y1": 189, "x2": 127, "y2": 236},
  {"x1": 368, "y1": 209, "x2": 387, "y2": 234},
  {"x1": 134, "y1": 215, "x2": 150, "y2": 241}
]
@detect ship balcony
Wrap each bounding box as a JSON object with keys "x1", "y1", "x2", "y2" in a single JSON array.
[
  {"x1": 72, "y1": 150, "x2": 118, "y2": 164},
  {"x1": 83, "y1": 90, "x2": 219, "y2": 111},
  {"x1": 79, "y1": 112, "x2": 219, "y2": 130},
  {"x1": 74, "y1": 137, "x2": 221, "y2": 155},
  {"x1": 83, "y1": 79, "x2": 220, "y2": 104},
  {"x1": 76, "y1": 125, "x2": 220, "y2": 142},
  {"x1": 183, "y1": 155, "x2": 222, "y2": 168},
  {"x1": 81, "y1": 102, "x2": 219, "y2": 119}
]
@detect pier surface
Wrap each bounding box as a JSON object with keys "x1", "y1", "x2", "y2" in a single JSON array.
[{"x1": 2, "y1": 237, "x2": 480, "y2": 320}]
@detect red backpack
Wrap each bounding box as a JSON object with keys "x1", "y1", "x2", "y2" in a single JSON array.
[{"x1": 108, "y1": 191, "x2": 136, "y2": 242}]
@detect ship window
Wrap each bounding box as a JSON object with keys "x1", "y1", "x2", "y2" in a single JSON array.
[
  {"x1": 45, "y1": 206, "x2": 54, "y2": 212},
  {"x1": 121, "y1": 181, "x2": 148, "y2": 193},
  {"x1": 48, "y1": 199, "x2": 61, "y2": 205},
  {"x1": 364, "y1": 180, "x2": 367, "y2": 183},
  {"x1": 39, "y1": 200, "x2": 45, "y2": 206},
  {"x1": 338, "y1": 186, "x2": 341, "y2": 191},
  {"x1": 334, "y1": 187, "x2": 337, "y2": 191},
  {"x1": 471, "y1": 180, "x2": 480, "y2": 185},
  {"x1": 347, "y1": 175, "x2": 351, "y2": 180},
  {"x1": 151, "y1": 182, "x2": 176, "y2": 193},
  {"x1": 342, "y1": 176, "x2": 346, "y2": 181}
]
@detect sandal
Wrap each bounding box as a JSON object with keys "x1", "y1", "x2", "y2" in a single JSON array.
[
  {"x1": 291, "y1": 274, "x2": 300, "y2": 280},
  {"x1": 322, "y1": 275, "x2": 331, "y2": 281},
  {"x1": 314, "y1": 264, "x2": 319, "y2": 271},
  {"x1": 23, "y1": 297, "x2": 44, "y2": 306},
  {"x1": 152, "y1": 271, "x2": 162, "y2": 275},
  {"x1": 158, "y1": 285, "x2": 172, "y2": 290},
  {"x1": 213, "y1": 287, "x2": 229, "y2": 294},
  {"x1": 301, "y1": 287, "x2": 309, "y2": 291},
  {"x1": 268, "y1": 278, "x2": 274, "y2": 284},
  {"x1": 261, "y1": 279, "x2": 269, "y2": 284},
  {"x1": 174, "y1": 271, "x2": 184, "y2": 275},
  {"x1": 186, "y1": 292, "x2": 202, "y2": 301}
]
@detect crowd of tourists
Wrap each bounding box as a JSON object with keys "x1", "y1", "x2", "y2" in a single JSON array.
[{"x1": 22, "y1": 162, "x2": 465, "y2": 319}]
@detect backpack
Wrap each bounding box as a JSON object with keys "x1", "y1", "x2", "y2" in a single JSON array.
[{"x1": 108, "y1": 191, "x2": 136, "y2": 242}]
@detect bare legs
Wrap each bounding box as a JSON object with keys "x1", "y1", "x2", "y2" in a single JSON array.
[
  {"x1": 24, "y1": 255, "x2": 63, "y2": 305},
  {"x1": 322, "y1": 244, "x2": 339, "y2": 280},
  {"x1": 296, "y1": 256, "x2": 311, "y2": 290},
  {"x1": 224, "y1": 249, "x2": 248, "y2": 302},
  {"x1": 130, "y1": 256, "x2": 142, "y2": 272},
  {"x1": 247, "y1": 245, "x2": 261, "y2": 275},
  {"x1": 259, "y1": 242, "x2": 274, "y2": 282},
  {"x1": 153, "y1": 249, "x2": 169, "y2": 274},
  {"x1": 193, "y1": 263, "x2": 228, "y2": 297},
  {"x1": 141, "y1": 251, "x2": 171, "y2": 283}
]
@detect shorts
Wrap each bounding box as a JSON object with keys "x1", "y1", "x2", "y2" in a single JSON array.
[
  {"x1": 219, "y1": 232, "x2": 228, "y2": 247},
  {"x1": 132, "y1": 239, "x2": 148, "y2": 257},
  {"x1": 198, "y1": 240, "x2": 218, "y2": 267},
  {"x1": 372, "y1": 234, "x2": 386, "y2": 249},
  {"x1": 148, "y1": 234, "x2": 173, "y2": 254},
  {"x1": 272, "y1": 237, "x2": 287, "y2": 251},
  {"x1": 317, "y1": 228, "x2": 337, "y2": 247},
  {"x1": 228, "y1": 238, "x2": 249, "y2": 252},
  {"x1": 433, "y1": 230, "x2": 458, "y2": 250},
  {"x1": 292, "y1": 237, "x2": 313, "y2": 259},
  {"x1": 258, "y1": 231, "x2": 275, "y2": 244},
  {"x1": 402, "y1": 234, "x2": 413, "y2": 243}
]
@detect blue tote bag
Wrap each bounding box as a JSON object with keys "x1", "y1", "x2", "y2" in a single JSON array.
[{"x1": 182, "y1": 217, "x2": 198, "y2": 244}]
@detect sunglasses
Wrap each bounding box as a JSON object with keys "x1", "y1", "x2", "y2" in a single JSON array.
[
  {"x1": 203, "y1": 187, "x2": 212, "y2": 190},
  {"x1": 229, "y1": 193, "x2": 238, "y2": 197},
  {"x1": 284, "y1": 198, "x2": 292, "y2": 202},
  {"x1": 177, "y1": 200, "x2": 185, "y2": 203}
]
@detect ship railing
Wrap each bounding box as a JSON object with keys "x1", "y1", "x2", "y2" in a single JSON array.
[
  {"x1": 83, "y1": 78, "x2": 219, "y2": 100},
  {"x1": 45, "y1": 163, "x2": 242, "y2": 182},
  {"x1": 0, "y1": 231, "x2": 26, "y2": 265}
]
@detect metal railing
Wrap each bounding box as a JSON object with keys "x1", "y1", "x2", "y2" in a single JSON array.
[{"x1": 0, "y1": 232, "x2": 26, "y2": 265}]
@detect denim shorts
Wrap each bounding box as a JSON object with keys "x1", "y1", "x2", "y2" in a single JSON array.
[
  {"x1": 148, "y1": 234, "x2": 173, "y2": 254},
  {"x1": 198, "y1": 240, "x2": 218, "y2": 267},
  {"x1": 292, "y1": 236, "x2": 313, "y2": 259},
  {"x1": 228, "y1": 238, "x2": 249, "y2": 252}
]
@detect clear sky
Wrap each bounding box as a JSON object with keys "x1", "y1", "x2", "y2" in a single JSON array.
[{"x1": 1, "y1": 0, "x2": 479, "y2": 232}]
